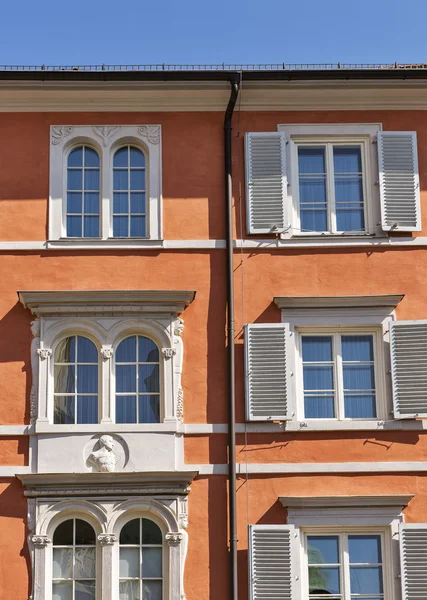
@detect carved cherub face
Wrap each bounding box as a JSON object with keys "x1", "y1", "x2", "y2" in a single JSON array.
[
  {"x1": 30, "y1": 320, "x2": 40, "y2": 337},
  {"x1": 99, "y1": 435, "x2": 115, "y2": 451}
]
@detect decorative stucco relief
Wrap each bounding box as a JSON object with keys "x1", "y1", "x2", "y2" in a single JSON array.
[
  {"x1": 85, "y1": 434, "x2": 129, "y2": 473},
  {"x1": 138, "y1": 125, "x2": 161, "y2": 145},
  {"x1": 51, "y1": 126, "x2": 73, "y2": 145},
  {"x1": 37, "y1": 348, "x2": 52, "y2": 360},
  {"x1": 30, "y1": 320, "x2": 40, "y2": 424},
  {"x1": 93, "y1": 125, "x2": 120, "y2": 147}
]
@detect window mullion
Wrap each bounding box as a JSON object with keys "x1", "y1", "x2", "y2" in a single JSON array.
[
  {"x1": 326, "y1": 144, "x2": 336, "y2": 233},
  {"x1": 74, "y1": 337, "x2": 78, "y2": 424},
  {"x1": 335, "y1": 334, "x2": 344, "y2": 420},
  {"x1": 342, "y1": 534, "x2": 350, "y2": 600}
]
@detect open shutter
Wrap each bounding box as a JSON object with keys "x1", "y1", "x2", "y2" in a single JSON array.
[
  {"x1": 391, "y1": 320, "x2": 427, "y2": 418},
  {"x1": 378, "y1": 131, "x2": 421, "y2": 232},
  {"x1": 245, "y1": 132, "x2": 287, "y2": 234},
  {"x1": 245, "y1": 323, "x2": 290, "y2": 421},
  {"x1": 249, "y1": 525, "x2": 301, "y2": 600},
  {"x1": 400, "y1": 523, "x2": 427, "y2": 599}
]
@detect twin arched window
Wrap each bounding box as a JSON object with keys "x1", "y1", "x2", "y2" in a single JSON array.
[
  {"x1": 66, "y1": 145, "x2": 146, "y2": 239},
  {"x1": 52, "y1": 517, "x2": 163, "y2": 600},
  {"x1": 53, "y1": 335, "x2": 160, "y2": 425}
]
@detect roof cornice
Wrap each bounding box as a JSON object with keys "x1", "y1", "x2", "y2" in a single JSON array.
[
  {"x1": 274, "y1": 294, "x2": 404, "y2": 310},
  {"x1": 19, "y1": 289, "x2": 196, "y2": 316}
]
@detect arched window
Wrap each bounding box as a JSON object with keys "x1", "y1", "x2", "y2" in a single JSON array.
[
  {"x1": 52, "y1": 518, "x2": 96, "y2": 600},
  {"x1": 115, "y1": 336, "x2": 160, "y2": 423},
  {"x1": 113, "y1": 146, "x2": 146, "y2": 238},
  {"x1": 66, "y1": 146, "x2": 100, "y2": 238},
  {"x1": 54, "y1": 336, "x2": 99, "y2": 424},
  {"x1": 119, "y1": 518, "x2": 163, "y2": 600}
]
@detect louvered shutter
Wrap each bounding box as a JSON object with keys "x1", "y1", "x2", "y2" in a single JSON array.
[
  {"x1": 378, "y1": 131, "x2": 421, "y2": 232},
  {"x1": 249, "y1": 525, "x2": 301, "y2": 600},
  {"x1": 245, "y1": 324, "x2": 290, "y2": 421},
  {"x1": 391, "y1": 320, "x2": 427, "y2": 418},
  {"x1": 400, "y1": 523, "x2": 427, "y2": 599},
  {"x1": 245, "y1": 132, "x2": 287, "y2": 234}
]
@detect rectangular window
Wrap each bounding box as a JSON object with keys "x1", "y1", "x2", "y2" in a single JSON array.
[
  {"x1": 297, "y1": 144, "x2": 365, "y2": 234},
  {"x1": 301, "y1": 333, "x2": 376, "y2": 420},
  {"x1": 307, "y1": 533, "x2": 384, "y2": 599}
]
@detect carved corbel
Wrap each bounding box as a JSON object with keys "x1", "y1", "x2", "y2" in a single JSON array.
[
  {"x1": 31, "y1": 535, "x2": 51, "y2": 548},
  {"x1": 162, "y1": 348, "x2": 176, "y2": 359},
  {"x1": 98, "y1": 533, "x2": 117, "y2": 546},
  {"x1": 165, "y1": 532, "x2": 183, "y2": 546},
  {"x1": 37, "y1": 348, "x2": 52, "y2": 360},
  {"x1": 100, "y1": 346, "x2": 114, "y2": 361}
]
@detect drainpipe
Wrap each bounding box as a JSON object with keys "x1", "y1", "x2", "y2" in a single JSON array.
[{"x1": 224, "y1": 73, "x2": 240, "y2": 600}]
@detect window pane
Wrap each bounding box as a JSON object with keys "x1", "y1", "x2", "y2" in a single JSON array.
[
  {"x1": 301, "y1": 208, "x2": 328, "y2": 233},
  {"x1": 114, "y1": 147, "x2": 128, "y2": 168},
  {"x1": 54, "y1": 396, "x2": 75, "y2": 424},
  {"x1": 54, "y1": 365, "x2": 75, "y2": 394},
  {"x1": 139, "y1": 395, "x2": 160, "y2": 423},
  {"x1": 75, "y1": 581, "x2": 95, "y2": 600},
  {"x1": 130, "y1": 170, "x2": 145, "y2": 191},
  {"x1": 130, "y1": 193, "x2": 146, "y2": 214},
  {"x1": 114, "y1": 193, "x2": 129, "y2": 214},
  {"x1": 349, "y1": 535, "x2": 382, "y2": 564},
  {"x1": 67, "y1": 216, "x2": 82, "y2": 237},
  {"x1": 350, "y1": 567, "x2": 383, "y2": 594},
  {"x1": 309, "y1": 566, "x2": 340, "y2": 594},
  {"x1": 75, "y1": 548, "x2": 96, "y2": 579},
  {"x1": 75, "y1": 519, "x2": 96, "y2": 545},
  {"x1": 343, "y1": 365, "x2": 375, "y2": 390},
  {"x1": 55, "y1": 338, "x2": 75, "y2": 363},
  {"x1": 53, "y1": 548, "x2": 73, "y2": 578},
  {"x1": 130, "y1": 147, "x2": 145, "y2": 167},
  {"x1": 77, "y1": 396, "x2": 98, "y2": 424},
  {"x1": 117, "y1": 337, "x2": 137, "y2": 362},
  {"x1": 299, "y1": 181, "x2": 327, "y2": 205},
  {"x1": 119, "y1": 581, "x2": 140, "y2": 600},
  {"x1": 67, "y1": 170, "x2": 82, "y2": 191},
  {"x1": 77, "y1": 365, "x2": 98, "y2": 393},
  {"x1": 116, "y1": 365, "x2": 136, "y2": 393},
  {"x1": 114, "y1": 170, "x2": 128, "y2": 191},
  {"x1": 302, "y1": 337, "x2": 333, "y2": 362},
  {"x1": 141, "y1": 519, "x2": 162, "y2": 544},
  {"x1": 304, "y1": 396, "x2": 335, "y2": 419},
  {"x1": 142, "y1": 581, "x2": 162, "y2": 600},
  {"x1": 120, "y1": 547, "x2": 140, "y2": 578},
  {"x1": 84, "y1": 216, "x2": 99, "y2": 238},
  {"x1": 141, "y1": 548, "x2": 162, "y2": 578},
  {"x1": 139, "y1": 365, "x2": 159, "y2": 393},
  {"x1": 84, "y1": 170, "x2": 99, "y2": 191},
  {"x1": 120, "y1": 518, "x2": 140, "y2": 545},
  {"x1": 139, "y1": 337, "x2": 159, "y2": 363},
  {"x1": 299, "y1": 147, "x2": 326, "y2": 174},
  {"x1": 335, "y1": 178, "x2": 363, "y2": 204},
  {"x1": 303, "y1": 366, "x2": 334, "y2": 391},
  {"x1": 53, "y1": 582, "x2": 73, "y2": 600},
  {"x1": 53, "y1": 519, "x2": 74, "y2": 545},
  {"x1": 342, "y1": 335, "x2": 374, "y2": 361},
  {"x1": 84, "y1": 193, "x2": 100, "y2": 214},
  {"x1": 336, "y1": 207, "x2": 365, "y2": 232},
  {"x1": 67, "y1": 193, "x2": 82, "y2": 214},
  {"x1": 84, "y1": 147, "x2": 99, "y2": 168},
  {"x1": 116, "y1": 395, "x2": 137, "y2": 424},
  {"x1": 344, "y1": 395, "x2": 376, "y2": 418},
  {"x1": 130, "y1": 216, "x2": 146, "y2": 237},
  {"x1": 113, "y1": 216, "x2": 129, "y2": 237},
  {"x1": 68, "y1": 147, "x2": 83, "y2": 167},
  {"x1": 333, "y1": 146, "x2": 362, "y2": 173},
  {"x1": 77, "y1": 337, "x2": 98, "y2": 363},
  {"x1": 308, "y1": 535, "x2": 339, "y2": 564}
]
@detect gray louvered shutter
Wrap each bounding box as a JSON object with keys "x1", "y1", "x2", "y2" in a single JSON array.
[
  {"x1": 391, "y1": 320, "x2": 427, "y2": 418},
  {"x1": 378, "y1": 131, "x2": 421, "y2": 232},
  {"x1": 400, "y1": 523, "x2": 427, "y2": 599},
  {"x1": 245, "y1": 324, "x2": 290, "y2": 421},
  {"x1": 245, "y1": 132, "x2": 287, "y2": 234},
  {"x1": 249, "y1": 525, "x2": 300, "y2": 600}
]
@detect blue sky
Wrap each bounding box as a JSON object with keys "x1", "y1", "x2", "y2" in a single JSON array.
[{"x1": 1, "y1": 0, "x2": 425, "y2": 67}]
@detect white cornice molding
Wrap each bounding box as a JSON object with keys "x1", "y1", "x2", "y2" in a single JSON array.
[
  {"x1": 274, "y1": 294, "x2": 404, "y2": 310},
  {"x1": 18, "y1": 289, "x2": 195, "y2": 316},
  {"x1": 279, "y1": 495, "x2": 414, "y2": 509},
  {"x1": 3, "y1": 80, "x2": 427, "y2": 110}
]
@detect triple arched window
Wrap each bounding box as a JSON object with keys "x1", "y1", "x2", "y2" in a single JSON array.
[{"x1": 53, "y1": 335, "x2": 161, "y2": 425}]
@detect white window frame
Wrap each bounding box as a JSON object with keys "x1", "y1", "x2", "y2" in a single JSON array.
[
  {"x1": 277, "y1": 124, "x2": 382, "y2": 239},
  {"x1": 49, "y1": 125, "x2": 162, "y2": 245},
  {"x1": 295, "y1": 326, "x2": 385, "y2": 422}
]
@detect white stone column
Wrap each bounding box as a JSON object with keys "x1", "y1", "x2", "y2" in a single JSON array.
[
  {"x1": 100, "y1": 347, "x2": 113, "y2": 423},
  {"x1": 31, "y1": 535, "x2": 51, "y2": 600},
  {"x1": 98, "y1": 533, "x2": 117, "y2": 600},
  {"x1": 166, "y1": 533, "x2": 183, "y2": 600}
]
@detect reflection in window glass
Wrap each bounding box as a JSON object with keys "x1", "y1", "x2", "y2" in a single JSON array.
[
  {"x1": 66, "y1": 146, "x2": 100, "y2": 238},
  {"x1": 54, "y1": 336, "x2": 99, "y2": 424},
  {"x1": 113, "y1": 146, "x2": 146, "y2": 238},
  {"x1": 115, "y1": 336, "x2": 160, "y2": 423},
  {"x1": 52, "y1": 519, "x2": 96, "y2": 600}
]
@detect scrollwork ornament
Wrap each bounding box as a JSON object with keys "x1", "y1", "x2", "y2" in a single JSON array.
[
  {"x1": 37, "y1": 348, "x2": 52, "y2": 360},
  {"x1": 100, "y1": 347, "x2": 114, "y2": 361},
  {"x1": 176, "y1": 387, "x2": 184, "y2": 421},
  {"x1": 93, "y1": 126, "x2": 120, "y2": 147},
  {"x1": 138, "y1": 125, "x2": 161, "y2": 145},
  {"x1": 174, "y1": 318, "x2": 184, "y2": 337},
  {"x1": 98, "y1": 533, "x2": 117, "y2": 546},
  {"x1": 51, "y1": 126, "x2": 73, "y2": 145},
  {"x1": 162, "y1": 348, "x2": 176, "y2": 359},
  {"x1": 165, "y1": 532, "x2": 183, "y2": 546},
  {"x1": 31, "y1": 535, "x2": 51, "y2": 547}
]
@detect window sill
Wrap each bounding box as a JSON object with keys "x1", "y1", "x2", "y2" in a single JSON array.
[
  {"x1": 244, "y1": 419, "x2": 418, "y2": 432},
  {"x1": 35, "y1": 422, "x2": 182, "y2": 434},
  {"x1": 47, "y1": 238, "x2": 163, "y2": 249}
]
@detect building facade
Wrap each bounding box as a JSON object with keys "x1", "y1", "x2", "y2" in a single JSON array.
[{"x1": 0, "y1": 65, "x2": 427, "y2": 599}]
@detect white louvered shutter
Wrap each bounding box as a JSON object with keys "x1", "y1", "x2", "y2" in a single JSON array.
[
  {"x1": 245, "y1": 324, "x2": 290, "y2": 421},
  {"x1": 400, "y1": 523, "x2": 427, "y2": 599},
  {"x1": 378, "y1": 131, "x2": 421, "y2": 232},
  {"x1": 249, "y1": 525, "x2": 301, "y2": 600},
  {"x1": 391, "y1": 320, "x2": 427, "y2": 418},
  {"x1": 245, "y1": 132, "x2": 287, "y2": 234}
]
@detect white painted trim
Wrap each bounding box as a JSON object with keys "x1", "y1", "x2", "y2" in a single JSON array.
[
  {"x1": 0, "y1": 466, "x2": 32, "y2": 476},
  {"x1": 280, "y1": 495, "x2": 414, "y2": 509}
]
